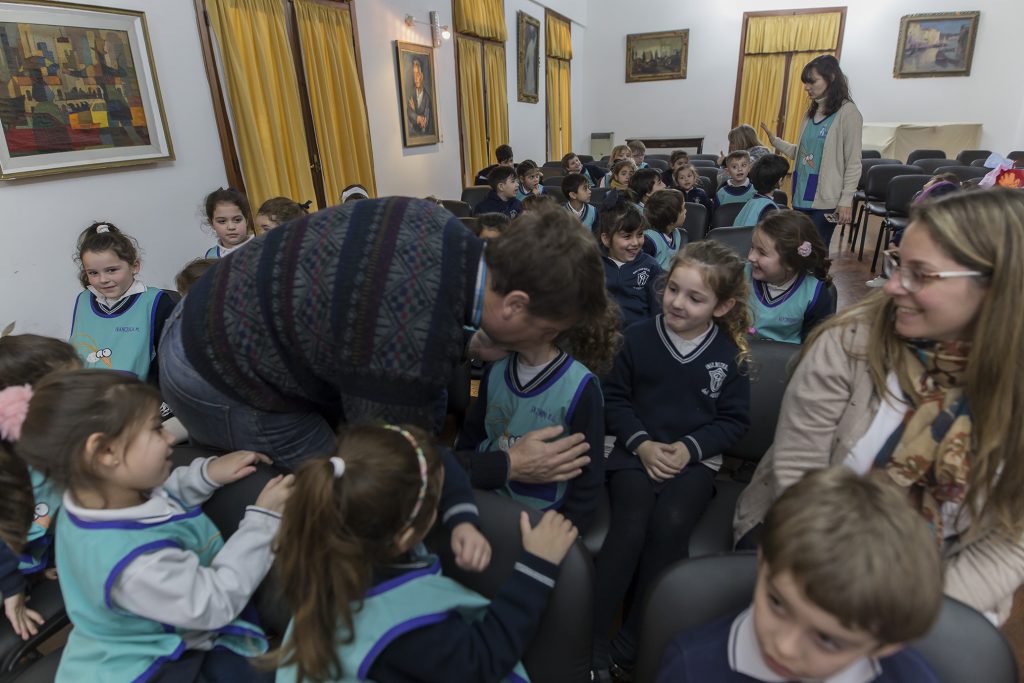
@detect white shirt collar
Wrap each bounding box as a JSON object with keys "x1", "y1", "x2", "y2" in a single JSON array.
[
  {"x1": 62, "y1": 486, "x2": 185, "y2": 525},
  {"x1": 217, "y1": 235, "x2": 254, "y2": 257},
  {"x1": 87, "y1": 279, "x2": 146, "y2": 308},
  {"x1": 728, "y1": 607, "x2": 881, "y2": 683}
]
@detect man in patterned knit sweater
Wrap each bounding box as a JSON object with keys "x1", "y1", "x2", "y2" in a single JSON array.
[{"x1": 159, "y1": 197, "x2": 605, "y2": 569}]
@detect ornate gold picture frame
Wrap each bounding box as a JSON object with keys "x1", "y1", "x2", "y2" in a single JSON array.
[
  {"x1": 893, "y1": 11, "x2": 980, "y2": 79},
  {"x1": 626, "y1": 29, "x2": 688, "y2": 83},
  {"x1": 517, "y1": 11, "x2": 539, "y2": 103}
]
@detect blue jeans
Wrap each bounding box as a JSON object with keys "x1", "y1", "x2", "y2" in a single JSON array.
[
  {"x1": 796, "y1": 208, "x2": 838, "y2": 250},
  {"x1": 158, "y1": 307, "x2": 336, "y2": 470}
]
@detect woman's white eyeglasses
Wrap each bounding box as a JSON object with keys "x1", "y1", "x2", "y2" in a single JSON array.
[{"x1": 882, "y1": 249, "x2": 985, "y2": 293}]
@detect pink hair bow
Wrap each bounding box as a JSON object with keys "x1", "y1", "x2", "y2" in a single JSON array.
[{"x1": 0, "y1": 384, "x2": 33, "y2": 442}]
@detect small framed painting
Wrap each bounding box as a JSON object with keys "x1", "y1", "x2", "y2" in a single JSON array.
[
  {"x1": 626, "y1": 29, "x2": 689, "y2": 83},
  {"x1": 395, "y1": 40, "x2": 439, "y2": 147},
  {"x1": 0, "y1": 1, "x2": 173, "y2": 179},
  {"x1": 517, "y1": 11, "x2": 539, "y2": 103},
  {"x1": 894, "y1": 11, "x2": 980, "y2": 78}
]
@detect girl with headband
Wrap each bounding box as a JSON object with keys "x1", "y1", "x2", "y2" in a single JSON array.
[{"x1": 270, "y1": 423, "x2": 578, "y2": 682}]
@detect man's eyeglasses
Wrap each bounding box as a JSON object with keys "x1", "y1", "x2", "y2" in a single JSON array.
[{"x1": 882, "y1": 249, "x2": 985, "y2": 292}]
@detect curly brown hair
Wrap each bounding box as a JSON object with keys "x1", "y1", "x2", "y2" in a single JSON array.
[{"x1": 73, "y1": 222, "x2": 140, "y2": 288}]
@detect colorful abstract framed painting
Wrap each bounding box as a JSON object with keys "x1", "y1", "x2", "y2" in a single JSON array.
[
  {"x1": 893, "y1": 11, "x2": 980, "y2": 79},
  {"x1": 0, "y1": 1, "x2": 172, "y2": 180}
]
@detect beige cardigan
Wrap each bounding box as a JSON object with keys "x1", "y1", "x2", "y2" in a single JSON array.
[
  {"x1": 769, "y1": 100, "x2": 863, "y2": 210},
  {"x1": 734, "y1": 319, "x2": 1024, "y2": 623}
]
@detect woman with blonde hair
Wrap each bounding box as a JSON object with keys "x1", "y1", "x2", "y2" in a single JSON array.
[
  {"x1": 734, "y1": 188, "x2": 1024, "y2": 624},
  {"x1": 716, "y1": 124, "x2": 772, "y2": 177}
]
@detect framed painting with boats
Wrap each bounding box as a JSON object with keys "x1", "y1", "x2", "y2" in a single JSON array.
[
  {"x1": 0, "y1": 1, "x2": 172, "y2": 179},
  {"x1": 893, "y1": 11, "x2": 980, "y2": 79}
]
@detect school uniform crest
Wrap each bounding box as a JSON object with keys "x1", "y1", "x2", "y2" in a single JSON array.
[
  {"x1": 702, "y1": 361, "x2": 728, "y2": 397},
  {"x1": 636, "y1": 268, "x2": 651, "y2": 286}
]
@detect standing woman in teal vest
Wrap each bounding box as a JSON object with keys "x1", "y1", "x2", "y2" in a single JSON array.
[
  {"x1": 3, "y1": 370, "x2": 292, "y2": 682},
  {"x1": 760, "y1": 55, "x2": 862, "y2": 248},
  {"x1": 270, "y1": 424, "x2": 578, "y2": 683},
  {"x1": 69, "y1": 223, "x2": 177, "y2": 384},
  {"x1": 746, "y1": 211, "x2": 834, "y2": 344}
]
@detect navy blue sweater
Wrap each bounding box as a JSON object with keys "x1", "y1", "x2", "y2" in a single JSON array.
[
  {"x1": 602, "y1": 252, "x2": 663, "y2": 330},
  {"x1": 603, "y1": 316, "x2": 749, "y2": 470},
  {"x1": 683, "y1": 186, "x2": 714, "y2": 221},
  {"x1": 473, "y1": 191, "x2": 522, "y2": 218},
  {"x1": 367, "y1": 551, "x2": 557, "y2": 682},
  {"x1": 454, "y1": 353, "x2": 605, "y2": 533},
  {"x1": 657, "y1": 612, "x2": 940, "y2": 683},
  {"x1": 0, "y1": 542, "x2": 24, "y2": 597}
]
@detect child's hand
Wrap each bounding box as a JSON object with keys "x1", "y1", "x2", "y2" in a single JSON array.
[
  {"x1": 665, "y1": 441, "x2": 692, "y2": 471},
  {"x1": 635, "y1": 441, "x2": 682, "y2": 482},
  {"x1": 466, "y1": 329, "x2": 511, "y2": 363},
  {"x1": 717, "y1": 150, "x2": 725, "y2": 166},
  {"x1": 254, "y1": 474, "x2": 295, "y2": 514},
  {"x1": 451, "y1": 522, "x2": 492, "y2": 572},
  {"x1": 4, "y1": 592, "x2": 44, "y2": 641},
  {"x1": 760, "y1": 122, "x2": 773, "y2": 140},
  {"x1": 207, "y1": 450, "x2": 272, "y2": 486},
  {"x1": 520, "y1": 510, "x2": 577, "y2": 565}
]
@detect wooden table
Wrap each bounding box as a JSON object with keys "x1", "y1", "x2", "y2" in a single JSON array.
[{"x1": 626, "y1": 136, "x2": 705, "y2": 153}]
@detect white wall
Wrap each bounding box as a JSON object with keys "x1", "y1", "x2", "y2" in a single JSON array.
[
  {"x1": 579, "y1": 0, "x2": 1024, "y2": 157},
  {"x1": 0, "y1": 0, "x2": 226, "y2": 337}
]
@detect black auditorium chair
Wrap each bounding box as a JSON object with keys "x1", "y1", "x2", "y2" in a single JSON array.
[
  {"x1": 0, "y1": 646, "x2": 62, "y2": 683},
  {"x1": 646, "y1": 159, "x2": 669, "y2": 171},
  {"x1": 460, "y1": 186, "x2": 492, "y2": 212},
  {"x1": 869, "y1": 174, "x2": 931, "y2": 273},
  {"x1": 847, "y1": 158, "x2": 902, "y2": 249},
  {"x1": 0, "y1": 579, "x2": 68, "y2": 676},
  {"x1": 934, "y1": 165, "x2": 990, "y2": 182},
  {"x1": 1007, "y1": 151, "x2": 1024, "y2": 163},
  {"x1": 681, "y1": 202, "x2": 707, "y2": 243},
  {"x1": 698, "y1": 175, "x2": 716, "y2": 196},
  {"x1": 646, "y1": 154, "x2": 669, "y2": 162},
  {"x1": 710, "y1": 203, "x2": 745, "y2": 230},
  {"x1": 707, "y1": 225, "x2": 754, "y2": 255},
  {"x1": 686, "y1": 339, "x2": 800, "y2": 558},
  {"x1": 578, "y1": 154, "x2": 594, "y2": 163},
  {"x1": 906, "y1": 149, "x2": 946, "y2": 165},
  {"x1": 691, "y1": 154, "x2": 719, "y2": 162},
  {"x1": 542, "y1": 174, "x2": 564, "y2": 187},
  {"x1": 440, "y1": 199, "x2": 471, "y2": 218},
  {"x1": 459, "y1": 216, "x2": 479, "y2": 232},
  {"x1": 430, "y1": 491, "x2": 595, "y2": 683},
  {"x1": 861, "y1": 149, "x2": 881, "y2": 159},
  {"x1": 545, "y1": 187, "x2": 566, "y2": 204},
  {"x1": 912, "y1": 157, "x2": 953, "y2": 175},
  {"x1": 955, "y1": 149, "x2": 991, "y2": 165},
  {"x1": 853, "y1": 164, "x2": 922, "y2": 261},
  {"x1": 590, "y1": 187, "x2": 611, "y2": 206},
  {"x1": 688, "y1": 159, "x2": 717, "y2": 168},
  {"x1": 583, "y1": 488, "x2": 610, "y2": 556},
  {"x1": 970, "y1": 158, "x2": 989, "y2": 167},
  {"x1": 634, "y1": 553, "x2": 1018, "y2": 683},
  {"x1": 542, "y1": 161, "x2": 564, "y2": 174},
  {"x1": 772, "y1": 189, "x2": 788, "y2": 207},
  {"x1": 695, "y1": 166, "x2": 719, "y2": 189}
]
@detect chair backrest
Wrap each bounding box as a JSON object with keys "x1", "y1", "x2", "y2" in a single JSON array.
[
  {"x1": 433, "y1": 491, "x2": 595, "y2": 683},
  {"x1": 634, "y1": 553, "x2": 1018, "y2": 683},
  {"x1": 545, "y1": 187, "x2": 566, "y2": 204},
  {"x1": 541, "y1": 161, "x2": 564, "y2": 173},
  {"x1": 1007, "y1": 150, "x2": 1024, "y2": 163},
  {"x1": 885, "y1": 174, "x2": 931, "y2": 215},
  {"x1": 460, "y1": 185, "x2": 492, "y2": 209},
  {"x1": 646, "y1": 158, "x2": 669, "y2": 171},
  {"x1": 865, "y1": 164, "x2": 922, "y2": 199},
  {"x1": 542, "y1": 174, "x2": 565, "y2": 187},
  {"x1": 691, "y1": 153, "x2": 719, "y2": 162},
  {"x1": 635, "y1": 553, "x2": 758, "y2": 683},
  {"x1": 440, "y1": 199, "x2": 471, "y2": 218},
  {"x1": 955, "y1": 149, "x2": 991, "y2": 165},
  {"x1": 707, "y1": 225, "x2": 754, "y2": 255},
  {"x1": 590, "y1": 186, "x2": 611, "y2": 207},
  {"x1": 911, "y1": 158, "x2": 953, "y2": 175},
  {"x1": 906, "y1": 149, "x2": 946, "y2": 164},
  {"x1": 698, "y1": 175, "x2": 716, "y2": 195},
  {"x1": 711, "y1": 202, "x2": 745, "y2": 229},
  {"x1": 646, "y1": 153, "x2": 670, "y2": 162},
  {"x1": 688, "y1": 159, "x2": 717, "y2": 168},
  {"x1": 934, "y1": 165, "x2": 990, "y2": 182},
  {"x1": 825, "y1": 281, "x2": 838, "y2": 315},
  {"x1": 970, "y1": 158, "x2": 989, "y2": 167},
  {"x1": 696, "y1": 166, "x2": 719, "y2": 186},
  {"x1": 599, "y1": 155, "x2": 610, "y2": 165},
  {"x1": 682, "y1": 202, "x2": 707, "y2": 243},
  {"x1": 726, "y1": 338, "x2": 800, "y2": 461},
  {"x1": 458, "y1": 216, "x2": 479, "y2": 232},
  {"x1": 772, "y1": 189, "x2": 788, "y2": 207},
  {"x1": 861, "y1": 149, "x2": 882, "y2": 159},
  {"x1": 577, "y1": 154, "x2": 594, "y2": 163},
  {"x1": 857, "y1": 158, "x2": 902, "y2": 189}
]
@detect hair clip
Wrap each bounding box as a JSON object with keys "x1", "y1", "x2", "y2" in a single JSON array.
[
  {"x1": 330, "y1": 456, "x2": 346, "y2": 479},
  {"x1": 797, "y1": 241, "x2": 812, "y2": 257},
  {"x1": 0, "y1": 384, "x2": 33, "y2": 442},
  {"x1": 96, "y1": 223, "x2": 111, "y2": 234}
]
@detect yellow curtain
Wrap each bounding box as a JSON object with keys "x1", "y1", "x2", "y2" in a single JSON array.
[
  {"x1": 545, "y1": 14, "x2": 572, "y2": 59},
  {"x1": 207, "y1": 0, "x2": 316, "y2": 211},
  {"x1": 782, "y1": 50, "x2": 836, "y2": 147},
  {"x1": 294, "y1": 0, "x2": 376, "y2": 204},
  {"x1": 453, "y1": 0, "x2": 506, "y2": 41},
  {"x1": 745, "y1": 12, "x2": 842, "y2": 54},
  {"x1": 483, "y1": 42, "x2": 508, "y2": 159},
  {"x1": 736, "y1": 54, "x2": 786, "y2": 141},
  {"x1": 546, "y1": 58, "x2": 571, "y2": 160},
  {"x1": 457, "y1": 36, "x2": 487, "y2": 186}
]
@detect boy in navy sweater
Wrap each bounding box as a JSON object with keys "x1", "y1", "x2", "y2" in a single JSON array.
[
  {"x1": 473, "y1": 143, "x2": 514, "y2": 186},
  {"x1": 473, "y1": 165, "x2": 523, "y2": 218},
  {"x1": 596, "y1": 198, "x2": 662, "y2": 328},
  {"x1": 658, "y1": 467, "x2": 942, "y2": 683}
]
